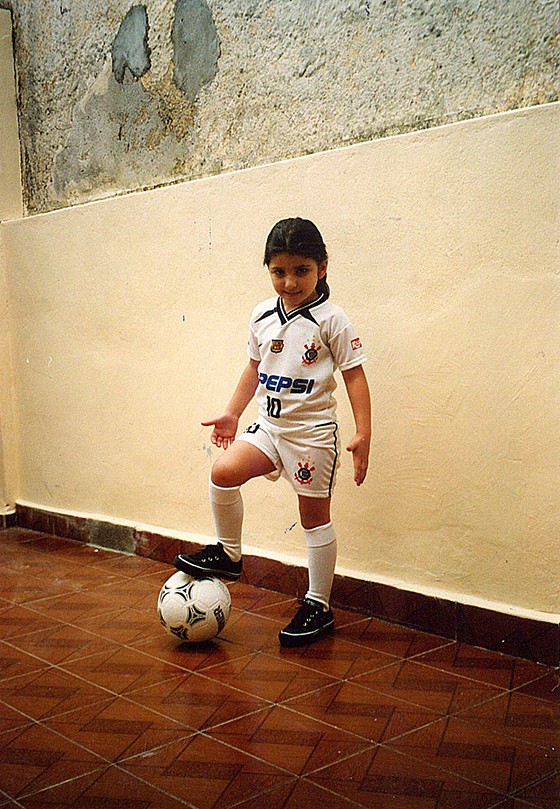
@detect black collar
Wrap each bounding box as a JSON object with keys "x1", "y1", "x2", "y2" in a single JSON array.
[
  {"x1": 276, "y1": 289, "x2": 330, "y2": 325},
  {"x1": 255, "y1": 289, "x2": 330, "y2": 326}
]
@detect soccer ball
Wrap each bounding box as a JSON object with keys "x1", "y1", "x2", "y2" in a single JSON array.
[{"x1": 157, "y1": 571, "x2": 231, "y2": 642}]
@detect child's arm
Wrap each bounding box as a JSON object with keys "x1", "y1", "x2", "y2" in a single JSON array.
[
  {"x1": 341, "y1": 365, "x2": 371, "y2": 486},
  {"x1": 202, "y1": 359, "x2": 260, "y2": 449}
]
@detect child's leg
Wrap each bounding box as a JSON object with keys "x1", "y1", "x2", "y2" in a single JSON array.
[
  {"x1": 211, "y1": 439, "x2": 277, "y2": 488},
  {"x1": 298, "y1": 496, "x2": 336, "y2": 608},
  {"x1": 210, "y1": 441, "x2": 276, "y2": 561},
  {"x1": 209, "y1": 481, "x2": 243, "y2": 562},
  {"x1": 278, "y1": 495, "x2": 336, "y2": 646},
  {"x1": 174, "y1": 441, "x2": 276, "y2": 577}
]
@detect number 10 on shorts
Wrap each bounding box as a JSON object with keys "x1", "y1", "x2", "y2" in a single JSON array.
[{"x1": 266, "y1": 396, "x2": 281, "y2": 419}]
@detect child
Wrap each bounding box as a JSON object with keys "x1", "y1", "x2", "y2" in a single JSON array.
[{"x1": 175, "y1": 218, "x2": 371, "y2": 646}]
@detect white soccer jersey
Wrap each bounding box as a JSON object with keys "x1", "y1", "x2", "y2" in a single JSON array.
[{"x1": 247, "y1": 290, "x2": 366, "y2": 428}]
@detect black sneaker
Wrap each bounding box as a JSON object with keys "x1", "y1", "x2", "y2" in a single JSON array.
[
  {"x1": 278, "y1": 597, "x2": 335, "y2": 647},
  {"x1": 173, "y1": 543, "x2": 242, "y2": 580}
]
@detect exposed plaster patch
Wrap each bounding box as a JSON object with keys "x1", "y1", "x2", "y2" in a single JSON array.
[
  {"x1": 112, "y1": 5, "x2": 151, "y2": 83},
  {"x1": 172, "y1": 0, "x2": 220, "y2": 102}
]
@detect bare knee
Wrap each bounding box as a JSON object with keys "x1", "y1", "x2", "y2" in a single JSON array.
[
  {"x1": 210, "y1": 458, "x2": 241, "y2": 488},
  {"x1": 298, "y1": 496, "x2": 331, "y2": 530},
  {"x1": 210, "y1": 441, "x2": 277, "y2": 488}
]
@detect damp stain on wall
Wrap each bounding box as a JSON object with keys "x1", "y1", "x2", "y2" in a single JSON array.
[
  {"x1": 50, "y1": 0, "x2": 221, "y2": 207},
  {"x1": 4, "y1": 0, "x2": 559, "y2": 213}
]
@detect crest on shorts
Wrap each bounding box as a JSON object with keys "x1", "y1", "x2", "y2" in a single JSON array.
[
  {"x1": 302, "y1": 339, "x2": 322, "y2": 366},
  {"x1": 294, "y1": 459, "x2": 316, "y2": 486},
  {"x1": 271, "y1": 339, "x2": 284, "y2": 354}
]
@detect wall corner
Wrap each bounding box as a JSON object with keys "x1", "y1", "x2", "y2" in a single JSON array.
[{"x1": 0, "y1": 8, "x2": 23, "y2": 222}]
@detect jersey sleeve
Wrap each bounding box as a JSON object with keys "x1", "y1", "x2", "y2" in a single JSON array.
[
  {"x1": 328, "y1": 315, "x2": 366, "y2": 372},
  {"x1": 246, "y1": 313, "x2": 261, "y2": 362}
]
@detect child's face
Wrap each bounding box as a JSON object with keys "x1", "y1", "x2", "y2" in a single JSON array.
[{"x1": 267, "y1": 252, "x2": 328, "y2": 312}]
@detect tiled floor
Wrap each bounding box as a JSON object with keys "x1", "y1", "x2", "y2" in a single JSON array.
[{"x1": 0, "y1": 528, "x2": 558, "y2": 808}]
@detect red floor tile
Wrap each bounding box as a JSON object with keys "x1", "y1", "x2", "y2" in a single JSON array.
[
  {"x1": 42, "y1": 695, "x2": 195, "y2": 763},
  {"x1": 270, "y1": 632, "x2": 401, "y2": 680},
  {"x1": 307, "y1": 745, "x2": 505, "y2": 808},
  {"x1": 0, "y1": 640, "x2": 53, "y2": 680},
  {"x1": 129, "y1": 624, "x2": 254, "y2": 672},
  {"x1": 124, "y1": 669, "x2": 271, "y2": 732},
  {"x1": 385, "y1": 715, "x2": 560, "y2": 795},
  {"x1": 283, "y1": 680, "x2": 442, "y2": 743},
  {"x1": 350, "y1": 656, "x2": 506, "y2": 715},
  {"x1": 0, "y1": 528, "x2": 558, "y2": 809},
  {"x1": 225, "y1": 777, "x2": 366, "y2": 808},
  {"x1": 413, "y1": 643, "x2": 553, "y2": 691},
  {"x1": 225, "y1": 581, "x2": 295, "y2": 613},
  {"x1": 57, "y1": 644, "x2": 190, "y2": 695},
  {"x1": 0, "y1": 568, "x2": 75, "y2": 606},
  {"x1": 199, "y1": 650, "x2": 339, "y2": 702},
  {"x1": 0, "y1": 701, "x2": 35, "y2": 737},
  {"x1": 206, "y1": 704, "x2": 376, "y2": 776},
  {"x1": 336, "y1": 616, "x2": 454, "y2": 659},
  {"x1": 0, "y1": 604, "x2": 64, "y2": 641},
  {"x1": 0, "y1": 723, "x2": 105, "y2": 799},
  {"x1": 68, "y1": 604, "x2": 165, "y2": 645},
  {"x1": 17, "y1": 764, "x2": 193, "y2": 807},
  {"x1": 121, "y1": 732, "x2": 295, "y2": 808},
  {"x1": 5, "y1": 623, "x2": 120, "y2": 667},
  {"x1": 0, "y1": 666, "x2": 113, "y2": 721},
  {"x1": 511, "y1": 772, "x2": 560, "y2": 809},
  {"x1": 23, "y1": 589, "x2": 125, "y2": 627},
  {"x1": 514, "y1": 669, "x2": 560, "y2": 702},
  {"x1": 456, "y1": 688, "x2": 560, "y2": 750},
  {"x1": 490, "y1": 800, "x2": 548, "y2": 809}
]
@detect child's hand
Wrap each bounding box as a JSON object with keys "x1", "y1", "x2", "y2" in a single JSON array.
[
  {"x1": 346, "y1": 433, "x2": 370, "y2": 486},
  {"x1": 201, "y1": 414, "x2": 239, "y2": 450}
]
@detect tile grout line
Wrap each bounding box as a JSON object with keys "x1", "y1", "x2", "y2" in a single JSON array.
[{"x1": 7, "y1": 765, "x2": 110, "y2": 806}]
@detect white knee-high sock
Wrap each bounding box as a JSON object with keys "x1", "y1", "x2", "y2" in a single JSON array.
[
  {"x1": 209, "y1": 479, "x2": 243, "y2": 562},
  {"x1": 305, "y1": 521, "x2": 337, "y2": 609}
]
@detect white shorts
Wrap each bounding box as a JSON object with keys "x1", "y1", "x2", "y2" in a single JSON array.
[{"x1": 237, "y1": 419, "x2": 340, "y2": 499}]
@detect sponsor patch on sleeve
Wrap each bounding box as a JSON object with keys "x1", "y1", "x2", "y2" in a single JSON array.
[{"x1": 351, "y1": 337, "x2": 362, "y2": 350}]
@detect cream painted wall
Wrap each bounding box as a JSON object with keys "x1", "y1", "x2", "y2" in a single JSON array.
[
  {"x1": 0, "y1": 235, "x2": 19, "y2": 515},
  {"x1": 0, "y1": 10, "x2": 23, "y2": 222},
  {"x1": 0, "y1": 8, "x2": 22, "y2": 515},
  {"x1": 2, "y1": 104, "x2": 558, "y2": 617}
]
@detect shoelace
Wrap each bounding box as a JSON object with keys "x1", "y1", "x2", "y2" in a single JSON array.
[
  {"x1": 190, "y1": 545, "x2": 222, "y2": 560},
  {"x1": 292, "y1": 598, "x2": 324, "y2": 624}
]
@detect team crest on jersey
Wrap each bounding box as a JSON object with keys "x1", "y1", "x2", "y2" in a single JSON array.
[
  {"x1": 302, "y1": 339, "x2": 322, "y2": 366},
  {"x1": 294, "y1": 459, "x2": 316, "y2": 485},
  {"x1": 351, "y1": 337, "x2": 362, "y2": 350},
  {"x1": 271, "y1": 339, "x2": 284, "y2": 354}
]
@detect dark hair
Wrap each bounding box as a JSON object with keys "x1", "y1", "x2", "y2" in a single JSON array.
[{"x1": 263, "y1": 218, "x2": 329, "y2": 296}]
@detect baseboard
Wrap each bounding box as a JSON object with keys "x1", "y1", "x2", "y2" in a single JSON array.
[
  {"x1": 11, "y1": 502, "x2": 559, "y2": 666},
  {"x1": 0, "y1": 510, "x2": 17, "y2": 530}
]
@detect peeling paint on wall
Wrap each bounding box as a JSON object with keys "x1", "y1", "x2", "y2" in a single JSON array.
[
  {"x1": 3, "y1": 0, "x2": 559, "y2": 213},
  {"x1": 52, "y1": 54, "x2": 193, "y2": 206},
  {"x1": 47, "y1": 0, "x2": 220, "y2": 207}
]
